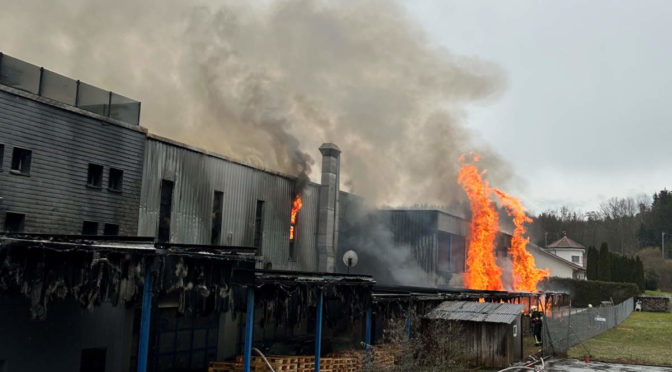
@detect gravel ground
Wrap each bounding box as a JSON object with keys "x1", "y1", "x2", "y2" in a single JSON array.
[{"x1": 543, "y1": 359, "x2": 672, "y2": 371}]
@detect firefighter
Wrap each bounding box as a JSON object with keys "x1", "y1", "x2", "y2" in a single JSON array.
[{"x1": 530, "y1": 305, "x2": 543, "y2": 346}]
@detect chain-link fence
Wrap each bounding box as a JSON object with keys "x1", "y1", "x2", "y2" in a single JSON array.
[{"x1": 542, "y1": 297, "x2": 633, "y2": 355}]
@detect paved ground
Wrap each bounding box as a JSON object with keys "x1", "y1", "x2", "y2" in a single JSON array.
[{"x1": 545, "y1": 359, "x2": 672, "y2": 371}]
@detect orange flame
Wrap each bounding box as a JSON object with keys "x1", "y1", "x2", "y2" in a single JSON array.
[
  {"x1": 458, "y1": 156, "x2": 503, "y2": 291},
  {"x1": 289, "y1": 194, "x2": 303, "y2": 240},
  {"x1": 493, "y1": 189, "x2": 550, "y2": 292}
]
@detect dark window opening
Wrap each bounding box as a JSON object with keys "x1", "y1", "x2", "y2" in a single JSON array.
[
  {"x1": 87, "y1": 163, "x2": 103, "y2": 188},
  {"x1": 253, "y1": 200, "x2": 264, "y2": 255},
  {"x1": 108, "y1": 168, "x2": 123, "y2": 192},
  {"x1": 82, "y1": 221, "x2": 99, "y2": 235},
  {"x1": 0, "y1": 144, "x2": 4, "y2": 170},
  {"x1": 80, "y1": 348, "x2": 106, "y2": 372},
  {"x1": 211, "y1": 191, "x2": 223, "y2": 245},
  {"x1": 4, "y1": 212, "x2": 26, "y2": 232},
  {"x1": 10, "y1": 147, "x2": 31, "y2": 175},
  {"x1": 158, "y1": 180, "x2": 174, "y2": 242},
  {"x1": 289, "y1": 240, "x2": 296, "y2": 261},
  {"x1": 104, "y1": 223, "x2": 120, "y2": 236},
  {"x1": 437, "y1": 231, "x2": 451, "y2": 273}
]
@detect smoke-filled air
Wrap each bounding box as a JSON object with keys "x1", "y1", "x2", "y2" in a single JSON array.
[{"x1": 0, "y1": 0, "x2": 511, "y2": 207}]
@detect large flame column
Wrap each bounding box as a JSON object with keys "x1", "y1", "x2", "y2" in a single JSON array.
[{"x1": 458, "y1": 157, "x2": 504, "y2": 291}]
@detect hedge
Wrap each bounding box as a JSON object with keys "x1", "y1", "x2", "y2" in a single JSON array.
[{"x1": 539, "y1": 277, "x2": 641, "y2": 307}]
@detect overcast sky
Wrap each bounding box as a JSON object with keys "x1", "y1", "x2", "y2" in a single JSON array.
[{"x1": 404, "y1": 1, "x2": 672, "y2": 213}]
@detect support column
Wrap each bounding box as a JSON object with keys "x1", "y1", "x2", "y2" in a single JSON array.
[
  {"x1": 243, "y1": 287, "x2": 255, "y2": 372},
  {"x1": 405, "y1": 313, "x2": 411, "y2": 341},
  {"x1": 365, "y1": 306, "x2": 372, "y2": 347},
  {"x1": 365, "y1": 306, "x2": 372, "y2": 367},
  {"x1": 314, "y1": 291, "x2": 324, "y2": 372},
  {"x1": 137, "y1": 266, "x2": 153, "y2": 372}
]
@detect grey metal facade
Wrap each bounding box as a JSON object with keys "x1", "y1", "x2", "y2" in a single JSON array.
[
  {"x1": 0, "y1": 86, "x2": 146, "y2": 235},
  {"x1": 138, "y1": 136, "x2": 319, "y2": 271}
]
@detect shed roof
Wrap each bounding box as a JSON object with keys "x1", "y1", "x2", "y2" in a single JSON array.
[
  {"x1": 547, "y1": 235, "x2": 585, "y2": 249},
  {"x1": 424, "y1": 301, "x2": 525, "y2": 324}
]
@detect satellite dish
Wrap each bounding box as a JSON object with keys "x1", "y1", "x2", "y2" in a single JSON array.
[{"x1": 342, "y1": 250, "x2": 359, "y2": 273}]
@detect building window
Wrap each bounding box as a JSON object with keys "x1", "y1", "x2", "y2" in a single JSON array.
[
  {"x1": 82, "y1": 221, "x2": 99, "y2": 235},
  {"x1": 4, "y1": 212, "x2": 26, "y2": 232},
  {"x1": 253, "y1": 200, "x2": 265, "y2": 255},
  {"x1": 108, "y1": 168, "x2": 123, "y2": 192},
  {"x1": 80, "y1": 347, "x2": 106, "y2": 372},
  {"x1": 289, "y1": 240, "x2": 296, "y2": 261},
  {"x1": 87, "y1": 164, "x2": 103, "y2": 188},
  {"x1": 10, "y1": 147, "x2": 32, "y2": 175},
  {"x1": 158, "y1": 179, "x2": 174, "y2": 242},
  {"x1": 103, "y1": 224, "x2": 120, "y2": 236},
  {"x1": 0, "y1": 144, "x2": 4, "y2": 170},
  {"x1": 211, "y1": 191, "x2": 223, "y2": 245},
  {"x1": 571, "y1": 255, "x2": 580, "y2": 263}
]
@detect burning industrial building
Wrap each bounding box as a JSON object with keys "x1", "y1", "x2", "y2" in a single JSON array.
[
  {"x1": 0, "y1": 51, "x2": 580, "y2": 372},
  {"x1": 0, "y1": 1, "x2": 585, "y2": 369}
]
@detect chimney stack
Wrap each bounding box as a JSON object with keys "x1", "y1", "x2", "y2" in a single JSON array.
[{"x1": 317, "y1": 143, "x2": 340, "y2": 272}]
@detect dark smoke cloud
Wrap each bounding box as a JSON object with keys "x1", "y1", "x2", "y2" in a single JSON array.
[{"x1": 0, "y1": 0, "x2": 510, "y2": 206}]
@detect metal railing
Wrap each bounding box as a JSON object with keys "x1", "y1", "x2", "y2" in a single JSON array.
[
  {"x1": 0, "y1": 52, "x2": 140, "y2": 125},
  {"x1": 542, "y1": 297, "x2": 633, "y2": 355}
]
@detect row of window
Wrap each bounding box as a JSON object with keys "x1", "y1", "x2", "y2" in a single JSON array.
[
  {"x1": 3, "y1": 212, "x2": 119, "y2": 236},
  {"x1": 155, "y1": 180, "x2": 292, "y2": 258},
  {"x1": 87, "y1": 163, "x2": 124, "y2": 192},
  {"x1": 0, "y1": 143, "x2": 124, "y2": 191}
]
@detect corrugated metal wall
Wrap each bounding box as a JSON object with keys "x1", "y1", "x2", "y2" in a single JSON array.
[
  {"x1": 377, "y1": 210, "x2": 439, "y2": 275},
  {"x1": 0, "y1": 89, "x2": 146, "y2": 235},
  {"x1": 138, "y1": 138, "x2": 318, "y2": 271}
]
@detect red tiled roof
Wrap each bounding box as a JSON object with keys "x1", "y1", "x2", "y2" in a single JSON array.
[{"x1": 547, "y1": 235, "x2": 585, "y2": 249}]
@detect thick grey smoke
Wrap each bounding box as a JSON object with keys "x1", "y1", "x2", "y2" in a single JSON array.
[
  {"x1": 0, "y1": 0, "x2": 510, "y2": 206},
  {"x1": 338, "y1": 196, "x2": 445, "y2": 287}
]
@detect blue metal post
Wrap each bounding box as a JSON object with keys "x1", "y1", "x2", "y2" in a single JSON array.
[
  {"x1": 137, "y1": 267, "x2": 153, "y2": 372},
  {"x1": 364, "y1": 305, "x2": 372, "y2": 368},
  {"x1": 405, "y1": 312, "x2": 411, "y2": 340},
  {"x1": 314, "y1": 291, "x2": 324, "y2": 372},
  {"x1": 365, "y1": 306, "x2": 372, "y2": 347},
  {"x1": 243, "y1": 287, "x2": 255, "y2": 372}
]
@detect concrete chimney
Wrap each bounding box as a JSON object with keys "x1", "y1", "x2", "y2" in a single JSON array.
[{"x1": 317, "y1": 143, "x2": 340, "y2": 272}]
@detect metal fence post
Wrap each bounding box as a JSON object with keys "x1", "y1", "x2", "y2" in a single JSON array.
[{"x1": 566, "y1": 300, "x2": 571, "y2": 353}]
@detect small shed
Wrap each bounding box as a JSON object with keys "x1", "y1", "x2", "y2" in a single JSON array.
[{"x1": 423, "y1": 301, "x2": 525, "y2": 369}]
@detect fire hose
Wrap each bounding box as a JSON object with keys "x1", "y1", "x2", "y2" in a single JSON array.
[
  {"x1": 252, "y1": 347, "x2": 276, "y2": 372},
  {"x1": 497, "y1": 355, "x2": 548, "y2": 372}
]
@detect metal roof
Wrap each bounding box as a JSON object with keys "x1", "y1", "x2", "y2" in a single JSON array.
[{"x1": 424, "y1": 301, "x2": 526, "y2": 324}]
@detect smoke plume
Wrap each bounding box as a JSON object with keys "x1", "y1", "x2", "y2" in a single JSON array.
[
  {"x1": 338, "y1": 196, "x2": 445, "y2": 287},
  {"x1": 0, "y1": 0, "x2": 509, "y2": 206}
]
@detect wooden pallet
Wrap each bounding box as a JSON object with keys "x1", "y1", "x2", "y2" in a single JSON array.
[{"x1": 209, "y1": 355, "x2": 359, "y2": 372}]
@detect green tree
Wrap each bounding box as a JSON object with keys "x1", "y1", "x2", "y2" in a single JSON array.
[
  {"x1": 598, "y1": 243, "x2": 612, "y2": 281},
  {"x1": 586, "y1": 246, "x2": 599, "y2": 280},
  {"x1": 635, "y1": 256, "x2": 645, "y2": 291}
]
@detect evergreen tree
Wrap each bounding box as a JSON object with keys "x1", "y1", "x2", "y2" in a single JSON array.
[
  {"x1": 635, "y1": 256, "x2": 645, "y2": 291},
  {"x1": 586, "y1": 246, "x2": 599, "y2": 280},
  {"x1": 598, "y1": 243, "x2": 612, "y2": 281}
]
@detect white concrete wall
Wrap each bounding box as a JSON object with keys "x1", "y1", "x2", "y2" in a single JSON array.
[
  {"x1": 549, "y1": 248, "x2": 585, "y2": 267},
  {"x1": 530, "y1": 250, "x2": 574, "y2": 279}
]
